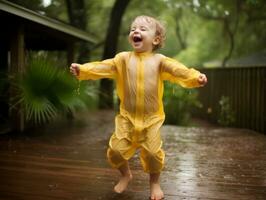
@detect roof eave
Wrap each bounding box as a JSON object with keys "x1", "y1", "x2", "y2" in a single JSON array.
[{"x1": 0, "y1": 0, "x2": 96, "y2": 44}]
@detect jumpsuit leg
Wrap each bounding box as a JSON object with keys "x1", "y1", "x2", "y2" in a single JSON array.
[
  {"x1": 107, "y1": 134, "x2": 136, "y2": 168},
  {"x1": 140, "y1": 145, "x2": 165, "y2": 173},
  {"x1": 139, "y1": 118, "x2": 165, "y2": 173},
  {"x1": 107, "y1": 114, "x2": 136, "y2": 168}
]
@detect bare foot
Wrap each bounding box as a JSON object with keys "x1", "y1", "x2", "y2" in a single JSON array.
[
  {"x1": 114, "y1": 173, "x2": 132, "y2": 193},
  {"x1": 150, "y1": 183, "x2": 164, "y2": 200}
]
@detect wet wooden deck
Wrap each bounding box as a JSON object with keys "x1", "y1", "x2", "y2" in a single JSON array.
[{"x1": 0, "y1": 110, "x2": 265, "y2": 200}]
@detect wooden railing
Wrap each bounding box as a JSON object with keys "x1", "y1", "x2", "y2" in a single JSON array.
[{"x1": 194, "y1": 66, "x2": 266, "y2": 134}]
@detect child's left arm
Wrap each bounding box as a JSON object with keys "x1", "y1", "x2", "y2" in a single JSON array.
[{"x1": 160, "y1": 56, "x2": 207, "y2": 88}]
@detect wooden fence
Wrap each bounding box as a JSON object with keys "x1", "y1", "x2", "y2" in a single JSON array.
[{"x1": 194, "y1": 67, "x2": 266, "y2": 134}]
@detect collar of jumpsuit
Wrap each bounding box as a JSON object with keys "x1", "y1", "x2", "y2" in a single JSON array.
[{"x1": 134, "y1": 51, "x2": 153, "y2": 58}]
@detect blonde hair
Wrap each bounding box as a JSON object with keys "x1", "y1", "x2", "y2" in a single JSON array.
[{"x1": 132, "y1": 15, "x2": 166, "y2": 51}]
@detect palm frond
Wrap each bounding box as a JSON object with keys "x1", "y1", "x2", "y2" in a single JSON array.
[{"x1": 15, "y1": 57, "x2": 95, "y2": 125}]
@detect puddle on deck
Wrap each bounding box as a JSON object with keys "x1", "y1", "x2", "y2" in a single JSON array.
[{"x1": 0, "y1": 110, "x2": 265, "y2": 200}]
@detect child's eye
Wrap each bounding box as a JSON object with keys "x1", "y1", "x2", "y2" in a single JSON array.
[{"x1": 140, "y1": 27, "x2": 147, "y2": 31}]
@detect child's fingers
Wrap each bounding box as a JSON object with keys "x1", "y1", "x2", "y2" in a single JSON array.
[
  {"x1": 70, "y1": 66, "x2": 77, "y2": 75},
  {"x1": 70, "y1": 63, "x2": 80, "y2": 76},
  {"x1": 70, "y1": 66, "x2": 75, "y2": 72},
  {"x1": 202, "y1": 74, "x2": 207, "y2": 83},
  {"x1": 198, "y1": 74, "x2": 207, "y2": 85},
  {"x1": 71, "y1": 63, "x2": 79, "y2": 68}
]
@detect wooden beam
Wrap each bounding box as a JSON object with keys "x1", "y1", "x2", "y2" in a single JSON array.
[{"x1": 9, "y1": 23, "x2": 25, "y2": 132}]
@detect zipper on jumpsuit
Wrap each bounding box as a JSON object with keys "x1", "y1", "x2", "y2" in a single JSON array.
[{"x1": 134, "y1": 55, "x2": 145, "y2": 144}]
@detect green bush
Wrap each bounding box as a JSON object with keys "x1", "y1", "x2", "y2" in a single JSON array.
[
  {"x1": 163, "y1": 82, "x2": 201, "y2": 126},
  {"x1": 218, "y1": 96, "x2": 235, "y2": 126},
  {"x1": 15, "y1": 57, "x2": 96, "y2": 124}
]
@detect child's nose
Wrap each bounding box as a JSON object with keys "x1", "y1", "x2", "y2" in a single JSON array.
[{"x1": 134, "y1": 28, "x2": 140, "y2": 33}]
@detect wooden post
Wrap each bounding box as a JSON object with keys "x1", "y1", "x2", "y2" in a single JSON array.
[
  {"x1": 0, "y1": 43, "x2": 9, "y2": 122},
  {"x1": 9, "y1": 24, "x2": 25, "y2": 132},
  {"x1": 66, "y1": 42, "x2": 75, "y2": 120},
  {"x1": 67, "y1": 42, "x2": 75, "y2": 67}
]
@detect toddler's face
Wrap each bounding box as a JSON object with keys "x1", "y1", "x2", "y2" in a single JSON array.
[{"x1": 128, "y1": 18, "x2": 159, "y2": 53}]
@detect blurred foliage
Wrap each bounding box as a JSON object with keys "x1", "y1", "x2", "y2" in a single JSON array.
[
  {"x1": 163, "y1": 83, "x2": 201, "y2": 125},
  {"x1": 8, "y1": 0, "x2": 265, "y2": 66},
  {"x1": 218, "y1": 96, "x2": 235, "y2": 126},
  {"x1": 14, "y1": 56, "x2": 97, "y2": 124},
  {"x1": 43, "y1": 0, "x2": 68, "y2": 22},
  {"x1": 6, "y1": 0, "x2": 44, "y2": 11},
  {"x1": 165, "y1": 0, "x2": 266, "y2": 66},
  {"x1": 7, "y1": 0, "x2": 69, "y2": 22}
]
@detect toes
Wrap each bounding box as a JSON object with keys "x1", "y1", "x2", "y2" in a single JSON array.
[{"x1": 150, "y1": 196, "x2": 164, "y2": 200}]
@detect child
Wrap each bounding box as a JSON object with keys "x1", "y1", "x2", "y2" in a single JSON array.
[{"x1": 70, "y1": 15, "x2": 207, "y2": 200}]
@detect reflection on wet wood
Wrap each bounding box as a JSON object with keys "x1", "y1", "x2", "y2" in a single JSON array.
[{"x1": 0, "y1": 110, "x2": 265, "y2": 200}]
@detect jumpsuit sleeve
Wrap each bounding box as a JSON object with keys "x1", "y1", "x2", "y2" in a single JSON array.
[
  {"x1": 160, "y1": 56, "x2": 202, "y2": 88},
  {"x1": 77, "y1": 55, "x2": 120, "y2": 80}
]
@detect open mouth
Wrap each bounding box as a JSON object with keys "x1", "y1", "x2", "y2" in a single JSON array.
[{"x1": 133, "y1": 35, "x2": 142, "y2": 42}]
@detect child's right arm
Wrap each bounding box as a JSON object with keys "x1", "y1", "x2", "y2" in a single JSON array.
[
  {"x1": 69, "y1": 52, "x2": 129, "y2": 80},
  {"x1": 69, "y1": 58, "x2": 118, "y2": 81}
]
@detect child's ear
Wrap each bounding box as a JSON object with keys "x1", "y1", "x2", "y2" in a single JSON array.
[{"x1": 152, "y1": 36, "x2": 160, "y2": 46}]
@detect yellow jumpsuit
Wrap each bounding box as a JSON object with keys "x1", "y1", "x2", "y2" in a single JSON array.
[{"x1": 77, "y1": 51, "x2": 201, "y2": 173}]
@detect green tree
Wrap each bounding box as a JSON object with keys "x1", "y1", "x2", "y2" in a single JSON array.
[
  {"x1": 65, "y1": 0, "x2": 92, "y2": 63},
  {"x1": 165, "y1": 0, "x2": 266, "y2": 67},
  {"x1": 99, "y1": 0, "x2": 131, "y2": 109},
  {"x1": 6, "y1": 0, "x2": 44, "y2": 11}
]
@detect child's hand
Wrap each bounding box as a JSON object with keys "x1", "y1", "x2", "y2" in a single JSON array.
[
  {"x1": 70, "y1": 63, "x2": 80, "y2": 76},
  {"x1": 198, "y1": 73, "x2": 207, "y2": 86}
]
